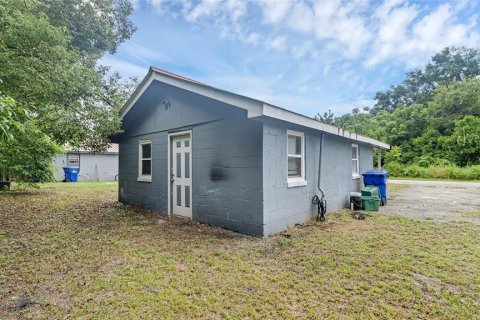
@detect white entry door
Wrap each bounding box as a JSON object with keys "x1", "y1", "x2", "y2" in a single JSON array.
[{"x1": 170, "y1": 133, "x2": 192, "y2": 218}]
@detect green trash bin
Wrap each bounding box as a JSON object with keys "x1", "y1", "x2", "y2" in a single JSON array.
[
  {"x1": 361, "y1": 186, "x2": 380, "y2": 211},
  {"x1": 361, "y1": 186, "x2": 380, "y2": 198},
  {"x1": 362, "y1": 196, "x2": 380, "y2": 211}
]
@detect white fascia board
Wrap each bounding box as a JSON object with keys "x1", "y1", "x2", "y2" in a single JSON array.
[
  {"x1": 120, "y1": 70, "x2": 263, "y2": 119},
  {"x1": 261, "y1": 103, "x2": 390, "y2": 149}
]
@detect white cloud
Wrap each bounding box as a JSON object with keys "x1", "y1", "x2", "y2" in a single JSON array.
[
  {"x1": 287, "y1": 1, "x2": 314, "y2": 34},
  {"x1": 186, "y1": 0, "x2": 219, "y2": 22},
  {"x1": 245, "y1": 32, "x2": 260, "y2": 45},
  {"x1": 291, "y1": 41, "x2": 317, "y2": 59},
  {"x1": 148, "y1": 0, "x2": 163, "y2": 7},
  {"x1": 147, "y1": 0, "x2": 165, "y2": 11},
  {"x1": 259, "y1": 0, "x2": 293, "y2": 24},
  {"x1": 312, "y1": 0, "x2": 372, "y2": 58},
  {"x1": 367, "y1": 1, "x2": 480, "y2": 67},
  {"x1": 257, "y1": 0, "x2": 373, "y2": 59},
  {"x1": 225, "y1": 0, "x2": 246, "y2": 22},
  {"x1": 266, "y1": 35, "x2": 287, "y2": 51},
  {"x1": 129, "y1": 0, "x2": 480, "y2": 115},
  {"x1": 366, "y1": 0, "x2": 420, "y2": 66},
  {"x1": 142, "y1": 0, "x2": 480, "y2": 68}
]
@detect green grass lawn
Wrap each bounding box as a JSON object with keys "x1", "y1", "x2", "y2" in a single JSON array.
[
  {"x1": 390, "y1": 176, "x2": 480, "y2": 182},
  {"x1": 1, "y1": 182, "x2": 479, "y2": 319}
]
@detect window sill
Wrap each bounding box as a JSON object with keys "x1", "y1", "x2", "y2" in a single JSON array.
[
  {"x1": 287, "y1": 179, "x2": 307, "y2": 188},
  {"x1": 137, "y1": 176, "x2": 152, "y2": 182},
  {"x1": 352, "y1": 173, "x2": 361, "y2": 180}
]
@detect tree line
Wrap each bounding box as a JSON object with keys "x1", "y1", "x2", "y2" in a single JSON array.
[{"x1": 316, "y1": 47, "x2": 480, "y2": 168}]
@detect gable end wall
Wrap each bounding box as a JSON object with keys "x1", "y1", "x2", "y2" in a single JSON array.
[{"x1": 118, "y1": 82, "x2": 264, "y2": 235}]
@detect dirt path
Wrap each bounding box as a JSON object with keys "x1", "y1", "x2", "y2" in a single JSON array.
[{"x1": 382, "y1": 179, "x2": 480, "y2": 223}]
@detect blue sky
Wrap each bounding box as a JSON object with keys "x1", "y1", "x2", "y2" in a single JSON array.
[{"x1": 102, "y1": 0, "x2": 480, "y2": 116}]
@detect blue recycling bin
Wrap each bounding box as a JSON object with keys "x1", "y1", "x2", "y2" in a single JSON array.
[
  {"x1": 63, "y1": 167, "x2": 80, "y2": 182},
  {"x1": 362, "y1": 170, "x2": 389, "y2": 205}
]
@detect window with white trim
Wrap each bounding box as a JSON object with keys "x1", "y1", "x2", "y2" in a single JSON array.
[
  {"x1": 138, "y1": 140, "x2": 152, "y2": 182},
  {"x1": 287, "y1": 130, "x2": 306, "y2": 187},
  {"x1": 67, "y1": 154, "x2": 80, "y2": 167},
  {"x1": 352, "y1": 144, "x2": 360, "y2": 179}
]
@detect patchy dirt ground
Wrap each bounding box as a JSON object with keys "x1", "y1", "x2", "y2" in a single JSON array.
[{"x1": 383, "y1": 180, "x2": 480, "y2": 223}]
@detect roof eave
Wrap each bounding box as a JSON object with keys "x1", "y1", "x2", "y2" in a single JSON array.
[
  {"x1": 120, "y1": 67, "x2": 390, "y2": 150},
  {"x1": 261, "y1": 103, "x2": 390, "y2": 149}
]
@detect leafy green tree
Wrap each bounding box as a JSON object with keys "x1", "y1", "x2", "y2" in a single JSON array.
[
  {"x1": 40, "y1": 0, "x2": 136, "y2": 57},
  {"x1": 0, "y1": 0, "x2": 136, "y2": 185},
  {"x1": 0, "y1": 1, "x2": 135, "y2": 150},
  {"x1": 430, "y1": 78, "x2": 480, "y2": 122},
  {"x1": 314, "y1": 109, "x2": 335, "y2": 124},
  {"x1": 0, "y1": 92, "x2": 24, "y2": 141},
  {"x1": 322, "y1": 47, "x2": 480, "y2": 167},
  {"x1": 372, "y1": 47, "x2": 480, "y2": 113},
  {"x1": 333, "y1": 111, "x2": 374, "y2": 135},
  {"x1": 448, "y1": 116, "x2": 480, "y2": 166},
  {"x1": 0, "y1": 93, "x2": 62, "y2": 184},
  {"x1": 410, "y1": 128, "x2": 449, "y2": 163},
  {"x1": 0, "y1": 120, "x2": 63, "y2": 185},
  {"x1": 384, "y1": 146, "x2": 402, "y2": 163}
]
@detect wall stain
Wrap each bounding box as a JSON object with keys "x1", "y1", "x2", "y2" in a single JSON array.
[{"x1": 210, "y1": 161, "x2": 229, "y2": 181}]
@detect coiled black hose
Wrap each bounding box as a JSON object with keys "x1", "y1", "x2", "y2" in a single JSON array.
[{"x1": 312, "y1": 194, "x2": 327, "y2": 222}]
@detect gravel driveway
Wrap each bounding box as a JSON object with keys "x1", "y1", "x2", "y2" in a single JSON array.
[{"x1": 382, "y1": 179, "x2": 480, "y2": 223}]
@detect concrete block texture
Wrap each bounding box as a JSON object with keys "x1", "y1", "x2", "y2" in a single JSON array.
[
  {"x1": 118, "y1": 80, "x2": 373, "y2": 236},
  {"x1": 261, "y1": 119, "x2": 373, "y2": 236},
  {"x1": 192, "y1": 117, "x2": 264, "y2": 233},
  {"x1": 118, "y1": 80, "x2": 264, "y2": 235}
]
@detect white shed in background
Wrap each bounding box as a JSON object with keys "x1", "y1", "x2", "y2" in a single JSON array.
[{"x1": 52, "y1": 144, "x2": 119, "y2": 182}]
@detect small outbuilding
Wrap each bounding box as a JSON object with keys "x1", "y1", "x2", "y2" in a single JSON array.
[
  {"x1": 52, "y1": 145, "x2": 119, "y2": 182},
  {"x1": 114, "y1": 67, "x2": 390, "y2": 236}
]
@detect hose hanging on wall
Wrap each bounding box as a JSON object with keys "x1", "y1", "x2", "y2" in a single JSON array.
[{"x1": 312, "y1": 133, "x2": 327, "y2": 222}]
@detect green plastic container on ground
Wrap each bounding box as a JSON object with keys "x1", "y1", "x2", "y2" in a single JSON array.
[
  {"x1": 362, "y1": 196, "x2": 380, "y2": 211},
  {"x1": 361, "y1": 186, "x2": 380, "y2": 198}
]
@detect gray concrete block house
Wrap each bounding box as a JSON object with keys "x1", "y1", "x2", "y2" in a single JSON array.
[{"x1": 115, "y1": 67, "x2": 389, "y2": 236}]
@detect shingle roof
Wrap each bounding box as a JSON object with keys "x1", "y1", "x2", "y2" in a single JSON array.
[
  {"x1": 66, "y1": 144, "x2": 119, "y2": 154},
  {"x1": 106, "y1": 144, "x2": 119, "y2": 153}
]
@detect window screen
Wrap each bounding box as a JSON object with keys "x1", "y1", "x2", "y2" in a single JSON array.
[
  {"x1": 67, "y1": 154, "x2": 80, "y2": 167},
  {"x1": 287, "y1": 131, "x2": 304, "y2": 179},
  {"x1": 352, "y1": 145, "x2": 359, "y2": 175},
  {"x1": 139, "y1": 141, "x2": 152, "y2": 179}
]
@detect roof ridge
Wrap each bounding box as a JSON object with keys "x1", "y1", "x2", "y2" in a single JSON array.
[{"x1": 150, "y1": 66, "x2": 206, "y2": 85}]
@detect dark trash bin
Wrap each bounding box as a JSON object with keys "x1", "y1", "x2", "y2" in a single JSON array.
[
  {"x1": 362, "y1": 170, "x2": 389, "y2": 205},
  {"x1": 63, "y1": 167, "x2": 80, "y2": 182},
  {"x1": 0, "y1": 181, "x2": 11, "y2": 191},
  {"x1": 350, "y1": 192, "x2": 363, "y2": 210}
]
